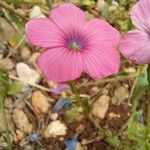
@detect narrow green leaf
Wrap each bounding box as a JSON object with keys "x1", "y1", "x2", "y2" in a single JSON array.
[{"x1": 131, "y1": 70, "x2": 149, "y2": 111}]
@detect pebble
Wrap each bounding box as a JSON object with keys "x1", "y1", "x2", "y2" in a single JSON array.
[
  {"x1": 44, "y1": 120, "x2": 67, "y2": 138},
  {"x1": 114, "y1": 86, "x2": 129, "y2": 102},
  {"x1": 13, "y1": 108, "x2": 33, "y2": 134},
  {"x1": 20, "y1": 46, "x2": 31, "y2": 60},
  {"x1": 29, "y1": 6, "x2": 46, "y2": 19},
  {"x1": 92, "y1": 95, "x2": 110, "y2": 119},
  {"x1": 0, "y1": 58, "x2": 15, "y2": 70},
  {"x1": 28, "y1": 52, "x2": 40, "y2": 68},
  {"x1": 4, "y1": 97, "x2": 13, "y2": 109},
  {"x1": 50, "y1": 112, "x2": 58, "y2": 121},
  {"x1": 31, "y1": 90, "x2": 50, "y2": 114},
  {"x1": 95, "y1": 0, "x2": 106, "y2": 12}
]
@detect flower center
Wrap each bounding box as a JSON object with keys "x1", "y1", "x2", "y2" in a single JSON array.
[{"x1": 68, "y1": 41, "x2": 81, "y2": 51}]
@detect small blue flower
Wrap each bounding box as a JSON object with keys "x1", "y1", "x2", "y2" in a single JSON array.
[
  {"x1": 53, "y1": 97, "x2": 72, "y2": 113},
  {"x1": 65, "y1": 135, "x2": 79, "y2": 150},
  {"x1": 28, "y1": 133, "x2": 39, "y2": 143}
]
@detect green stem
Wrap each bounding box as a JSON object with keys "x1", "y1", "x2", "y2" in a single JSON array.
[
  {"x1": 68, "y1": 80, "x2": 105, "y2": 136},
  {"x1": 0, "y1": 97, "x2": 12, "y2": 150},
  {"x1": 69, "y1": 80, "x2": 80, "y2": 102}
]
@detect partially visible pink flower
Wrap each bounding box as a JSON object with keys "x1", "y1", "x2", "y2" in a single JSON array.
[
  {"x1": 120, "y1": 0, "x2": 150, "y2": 64},
  {"x1": 25, "y1": 3, "x2": 120, "y2": 82}
]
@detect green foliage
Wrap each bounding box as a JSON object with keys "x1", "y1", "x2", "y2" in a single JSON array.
[
  {"x1": 101, "y1": 3, "x2": 109, "y2": 19},
  {"x1": 0, "y1": 69, "x2": 23, "y2": 97},
  {"x1": 131, "y1": 69, "x2": 149, "y2": 111},
  {"x1": 64, "y1": 106, "x2": 79, "y2": 124}
]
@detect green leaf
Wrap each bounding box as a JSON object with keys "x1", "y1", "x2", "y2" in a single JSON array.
[
  {"x1": 101, "y1": 3, "x2": 109, "y2": 19},
  {"x1": 79, "y1": 100, "x2": 90, "y2": 114},
  {"x1": 64, "y1": 107, "x2": 79, "y2": 124},
  {"x1": 0, "y1": 69, "x2": 10, "y2": 96},
  {"x1": 131, "y1": 70, "x2": 149, "y2": 112},
  {"x1": 7, "y1": 82, "x2": 23, "y2": 95}
]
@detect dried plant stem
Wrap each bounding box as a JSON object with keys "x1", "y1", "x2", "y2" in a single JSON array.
[
  {"x1": 0, "y1": 1, "x2": 28, "y2": 21},
  {"x1": 9, "y1": 75, "x2": 50, "y2": 92},
  {"x1": 0, "y1": 96, "x2": 12, "y2": 150}
]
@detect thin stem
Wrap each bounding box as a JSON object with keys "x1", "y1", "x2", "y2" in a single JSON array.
[
  {"x1": 0, "y1": 1, "x2": 28, "y2": 21},
  {"x1": 0, "y1": 97, "x2": 12, "y2": 150},
  {"x1": 69, "y1": 80, "x2": 80, "y2": 102},
  {"x1": 68, "y1": 80, "x2": 105, "y2": 137}
]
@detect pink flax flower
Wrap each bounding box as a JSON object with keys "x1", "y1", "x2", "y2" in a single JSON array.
[
  {"x1": 120, "y1": 0, "x2": 150, "y2": 64},
  {"x1": 25, "y1": 3, "x2": 120, "y2": 82}
]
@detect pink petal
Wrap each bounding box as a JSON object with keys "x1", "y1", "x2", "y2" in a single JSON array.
[
  {"x1": 83, "y1": 19, "x2": 120, "y2": 48},
  {"x1": 120, "y1": 30, "x2": 150, "y2": 64},
  {"x1": 37, "y1": 48, "x2": 84, "y2": 82},
  {"x1": 49, "y1": 3, "x2": 87, "y2": 34},
  {"x1": 25, "y1": 18, "x2": 65, "y2": 48},
  {"x1": 131, "y1": 0, "x2": 150, "y2": 32},
  {"x1": 82, "y1": 46, "x2": 120, "y2": 79}
]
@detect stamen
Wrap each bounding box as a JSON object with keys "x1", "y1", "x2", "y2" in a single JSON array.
[{"x1": 68, "y1": 41, "x2": 80, "y2": 51}]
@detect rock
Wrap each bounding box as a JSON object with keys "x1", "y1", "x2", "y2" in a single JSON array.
[
  {"x1": 16, "y1": 62, "x2": 41, "y2": 84},
  {"x1": 114, "y1": 86, "x2": 129, "y2": 102},
  {"x1": 29, "y1": 6, "x2": 46, "y2": 19},
  {"x1": 0, "y1": 58, "x2": 15, "y2": 70},
  {"x1": 76, "y1": 124, "x2": 86, "y2": 134},
  {"x1": 13, "y1": 108, "x2": 33, "y2": 134},
  {"x1": 31, "y1": 90, "x2": 50, "y2": 114},
  {"x1": 28, "y1": 52, "x2": 40, "y2": 68},
  {"x1": 92, "y1": 95, "x2": 110, "y2": 119},
  {"x1": 0, "y1": 17, "x2": 15, "y2": 43},
  {"x1": 15, "y1": 130, "x2": 25, "y2": 141},
  {"x1": 44, "y1": 120, "x2": 67, "y2": 138},
  {"x1": 95, "y1": 0, "x2": 106, "y2": 12},
  {"x1": 50, "y1": 112, "x2": 58, "y2": 121},
  {"x1": 20, "y1": 46, "x2": 31, "y2": 60},
  {"x1": 4, "y1": 97, "x2": 13, "y2": 109},
  {"x1": 109, "y1": 112, "x2": 120, "y2": 119}
]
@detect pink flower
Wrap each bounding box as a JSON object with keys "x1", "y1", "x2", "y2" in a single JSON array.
[
  {"x1": 120, "y1": 0, "x2": 150, "y2": 64},
  {"x1": 25, "y1": 3, "x2": 120, "y2": 82}
]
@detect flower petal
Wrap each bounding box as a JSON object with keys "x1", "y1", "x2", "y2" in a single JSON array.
[
  {"x1": 83, "y1": 19, "x2": 120, "y2": 48},
  {"x1": 37, "y1": 48, "x2": 84, "y2": 82},
  {"x1": 82, "y1": 46, "x2": 120, "y2": 79},
  {"x1": 49, "y1": 3, "x2": 87, "y2": 34},
  {"x1": 131, "y1": 0, "x2": 150, "y2": 32},
  {"x1": 25, "y1": 18, "x2": 65, "y2": 48},
  {"x1": 120, "y1": 30, "x2": 150, "y2": 64}
]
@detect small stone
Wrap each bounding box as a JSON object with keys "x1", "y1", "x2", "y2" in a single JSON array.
[
  {"x1": 124, "y1": 67, "x2": 136, "y2": 73},
  {"x1": 50, "y1": 112, "x2": 58, "y2": 121},
  {"x1": 0, "y1": 58, "x2": 15, "y2": 70},
  {"x1": 20, "y1": 46, "x2": 31, "y2": 60},
  {"x1": 29, "y1": 6, "x2": 46, "y2": 19},
  {"x1": 76, "y1": 124, "x2": 86, "y2": 134},
  {"x1": 31, "y1": 90, "x2": 50, "y2": 114},
  {"x1": 91, "y1": 86, "x2": 99, "y2": 93},
  {"x1": 44, "y1": 120, "x2": 67, "y2": 138},
  {"x1": 28, "y1": 52, "x2": 40, "y2": 68},
  {"x1": 95, "y1": 0, "x2": 105, "y2": 12},
  {"x1": 16, "y1": 130, "x2": 25, "y2": 141},
  {"x1": 13, "y1": 108, "x2": 33, "y2": 133},
  {"x1": 109, "y1": 112, "x2": 120, "y2": 119},
  {"x1": 92, "y1": 95, "x2": 110, "y2": 119},
  {"x1": 114, "y1": 86, "x2": 129, "y2": 102},
  {"x1": 4, "y1": 97, "x2": 13, "y2": 109}
]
